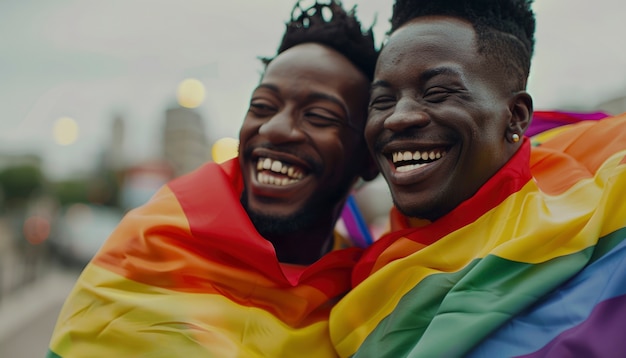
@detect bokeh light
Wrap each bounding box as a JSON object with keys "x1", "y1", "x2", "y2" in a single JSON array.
[
  {"x1": 176, "y1": 78, "x2": 206, "y2": 108},
  {"x1": 53, "y1": 117, "x2": 79, "y2": 146},
  {"x1": 212, "y1": 137, "x2": 239, "y2": 163}
]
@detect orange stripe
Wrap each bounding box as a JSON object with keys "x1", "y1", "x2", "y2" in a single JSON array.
[
  {"x1": 529, "y1": 146, "x2": 592, "y2": 195},
  {"x1": 90, "y1": 186, "x2": 338, "y2": 326},
  {"x1": 530, "y1": 114, "x2": 626, "y2": 195}
]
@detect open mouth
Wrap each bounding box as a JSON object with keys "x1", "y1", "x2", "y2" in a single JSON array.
[
  {"x1": 256, "y1": 157, "x2": 306, "y2": 186},
  {"x1": 391, "y1": 149, "x2": 448, "y2": 172}
]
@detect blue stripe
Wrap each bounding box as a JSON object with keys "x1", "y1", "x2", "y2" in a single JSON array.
[{"x1": 468, "y1": 228, "x2": 626, "y2": 357}]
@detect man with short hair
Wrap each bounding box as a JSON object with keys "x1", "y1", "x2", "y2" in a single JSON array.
[
  {"x1": 47, "y1": 1, "x2": 378, "y2": 356},
  {"x1": 329, "y1": 0, "x2": 626, "y2": 356}
]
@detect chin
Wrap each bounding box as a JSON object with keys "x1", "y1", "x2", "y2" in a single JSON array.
[
  {"x1": 247, "y1": 209, "x2": 316, "y2": 237},
  {"x1": 392, "y1": 196, "x2": 437, "y2": 221}
]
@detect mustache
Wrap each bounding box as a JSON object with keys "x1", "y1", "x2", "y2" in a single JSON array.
[
  {"x1": 372, "y1": 132, "x2": 420, "y2": 152},
  {"x1": 241, "y1": 143, "x2": 323, "y2": 174},
  {"x1": 373, "y1": 131, "x2": 456, "y2": 152}
]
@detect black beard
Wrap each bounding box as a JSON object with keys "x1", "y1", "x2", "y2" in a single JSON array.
[
  {"x1": 241, "y1": 191, "x2": 319, "y2": 237},
  {"x1": 239, "y1": 166, "x2": 357, "y2": 238}
]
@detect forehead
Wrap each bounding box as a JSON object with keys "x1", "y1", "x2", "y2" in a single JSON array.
[
  {"x1": 380, "y1": 16, "x2": 478, "y2": 68},
  {"x1": 263, "y1": 43, "x2": 365, "y2": 88}
]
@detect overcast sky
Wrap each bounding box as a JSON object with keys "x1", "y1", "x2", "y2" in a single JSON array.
[{"x1": 1, "y1": 0, "x2": 625, "y2": 179}]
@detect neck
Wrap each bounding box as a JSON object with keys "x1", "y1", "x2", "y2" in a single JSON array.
[
  {"x1": 268, "y1": 198, "x2": 347, "y2": 265},
  {"x1": 268, "y1": 224, "x2": 336, "y2": 265}
]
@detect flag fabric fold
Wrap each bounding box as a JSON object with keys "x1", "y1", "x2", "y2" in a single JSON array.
[
  {"x1": 329, "y1": 113, "x2": 626, "y2": 357},
  {"x1": 47, "y1": 158, "x2": 361, "y2": 357}
]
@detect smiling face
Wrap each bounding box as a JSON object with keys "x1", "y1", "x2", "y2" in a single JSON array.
[
  {"x1": 239, "y1": 43, "x2": 373, "y2": 238},
  {"x1": 366, "y1": 16, "x2": 524, "y2": 221}
]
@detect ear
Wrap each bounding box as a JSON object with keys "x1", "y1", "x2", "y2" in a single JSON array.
[{"x1": 508, "y1": 91, "x2": 533, "y2": 137}]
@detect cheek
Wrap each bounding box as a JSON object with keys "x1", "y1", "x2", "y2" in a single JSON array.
[
  {"x1": 364, "y1": 121, "x2": 380, "y2": 149},
  {"x1": 322, "y1": 134, "x2": 357, "y2": 165},
  {"x1": 238, "y1": 119, "x2": 258, "y2": 141}
]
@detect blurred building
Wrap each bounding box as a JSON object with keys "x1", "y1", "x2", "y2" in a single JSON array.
[
  {"x1": 161, "y1": 107, "x2": 210, "y2": 177},
  {"x1": 100, "y1": 115, "x2": 126, "y2": 171}
]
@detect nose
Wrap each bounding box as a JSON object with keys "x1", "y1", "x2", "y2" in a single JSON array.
[
  {"x1": 383, "y1": 97, "x2": 430, "y2": 132},
  {"x1": 258, "y1": 108, "x2": 306, "y2": 144}
]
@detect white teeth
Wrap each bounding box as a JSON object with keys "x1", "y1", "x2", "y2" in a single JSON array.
[
  {"x1": 392, "y1": 150, "x2": 447, "y2": 163},
  {"x1": 255, "y1": 157, "x2": 305, "y2": 185},
  {"x1": 256, "y1": 172, "x2": 299, "y2": 186}
]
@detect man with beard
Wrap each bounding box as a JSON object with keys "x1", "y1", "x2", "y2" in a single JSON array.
[
  {"x1": 47, "y1": 1, "x2": 378, "y2": 356},
  {"x1": 329, "y1": 0, "x2": 626, "y2": 356}
]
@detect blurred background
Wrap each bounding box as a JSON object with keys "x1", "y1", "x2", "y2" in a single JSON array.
[{"x1": 1, "y1": 0, "x2": 625, "y2": 356}]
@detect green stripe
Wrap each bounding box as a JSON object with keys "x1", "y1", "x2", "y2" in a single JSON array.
[
  {"x1": 354, "y1": 247, "x2": 594, "y2": 357},
  {"x1": 589, "y1": 227, "x2": 626, "y2": 264},
  {"x1": 46, "y1": 349, "x2": 62, "y2": 358}
]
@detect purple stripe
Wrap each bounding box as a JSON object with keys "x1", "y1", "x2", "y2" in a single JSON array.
[
  {"x1": 518, "y1": 294, "x2": 626, "y2": 357},
  {"x1": 340, "y1": 196, "x2": 368, "y2": 248},
  {"x1": 556, "y1": 111, "x2": 610, "y2": 120},
  {"x1": 468, "y1": 232, "x2": 626, "y2": 357},
  {"x1": 527, "y1": 111, "x2": 610, "y2": 137}
]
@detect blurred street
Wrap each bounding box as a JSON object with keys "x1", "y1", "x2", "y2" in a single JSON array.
[{"x1": 0, "y1": 262, "x2": 80, "y2": 358}]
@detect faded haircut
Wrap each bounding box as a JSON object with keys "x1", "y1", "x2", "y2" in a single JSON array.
[
  {"x1": 390, "y1": 0, "x2": 535, "y2": 90},
  {"x1": 263, "y1": 0, "x2": 378, "y2": 81}
]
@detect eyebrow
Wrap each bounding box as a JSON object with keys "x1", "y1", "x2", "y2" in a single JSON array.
[
  {"x1": 370, "y1": 80, "x2": 391, "y2": 92},
  {"x1": 255, "y1": 83, "x2": 350, "y2": 117},
  {"x1": 253, "y1": 83, "x2": 280, "y2": 94},
  {"x1": 371, "y1": 66, "x2": 464, "y2": 91},
  {"x1": 420, "y1": 67, "x2": 463, "y2": 82}
]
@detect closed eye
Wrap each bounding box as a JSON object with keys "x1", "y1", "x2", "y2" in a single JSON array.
[
  {"x1": 303, "y1": 111, "x2": 343, "y2": 127},
  {"x1": 248, "y1": 102, "x2": 277, "y2": 117},
  {"x1": 424, "y1": 87, "x2": 465, "y2": 103},
  {"x1": 369, "y1": 96, "x2": 396, "y2": 111}
]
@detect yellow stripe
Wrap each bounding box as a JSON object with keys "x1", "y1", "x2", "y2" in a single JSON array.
[
  {"x1": 50, "y1": 265, "x2": 338, "y2": 357},
  {"x1": 496, "y1": 151, "x2": 626, "y2": 262},
  {"x1": 530, "y1": 124, "x2": 576, "y2": 145},
  {"x1": 331, "y1": 150, "x2": 626, "y2": 356}
]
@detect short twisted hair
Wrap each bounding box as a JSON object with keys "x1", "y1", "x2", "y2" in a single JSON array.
[
  {"x1": 263, "y1": 0, "x2": 378, "y2": 81},
  {"x1": 390, "y1": 0, "x2": 535, "y2": 90}
]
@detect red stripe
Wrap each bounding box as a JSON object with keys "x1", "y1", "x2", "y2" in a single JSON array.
[
  {"x1": 169, "y1": 159, "x2": 361, "y2": 296},
  {"x1": 352, "y1": 140, "x2": 532, "y2": 284}
]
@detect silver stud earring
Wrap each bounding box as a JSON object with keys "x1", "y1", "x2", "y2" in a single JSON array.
[{"x1": 512, "y1": 133, "x2": 520, "y2": 143}]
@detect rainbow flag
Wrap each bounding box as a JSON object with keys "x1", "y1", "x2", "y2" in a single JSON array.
[
  {"x1": 47, "y1": 159, "x2": 362, "y2": 357},
  {"x1": 527, "y1": 110, "x2": 610, "y2": 137},
  {"x1": 329, "y1": 113, "x2": 626, "y2": 357}
]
